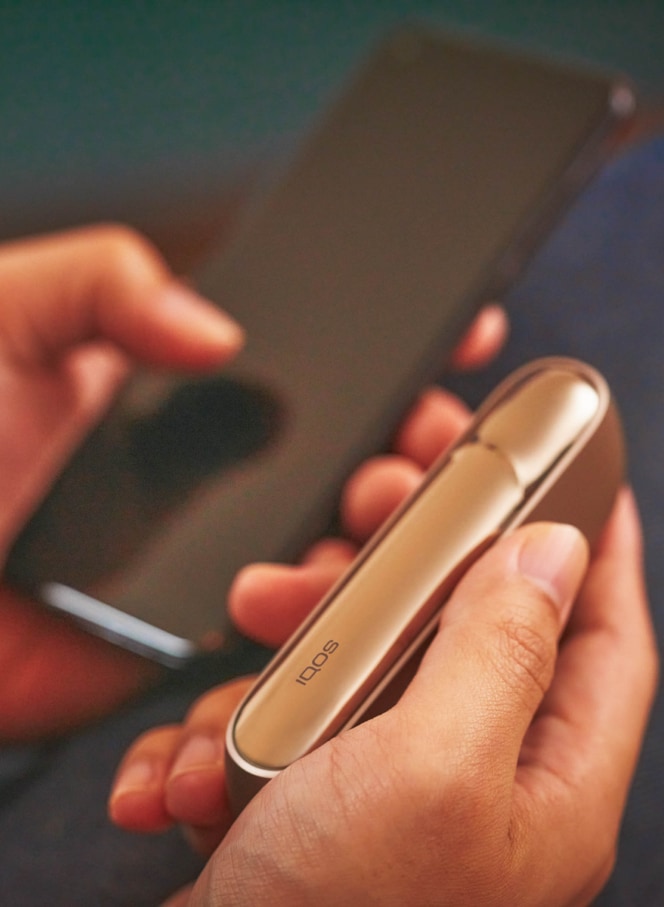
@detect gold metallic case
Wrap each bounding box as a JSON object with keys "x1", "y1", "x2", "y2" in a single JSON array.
[{"x1": 225, "y1": 358, "x2": 624, "y2": 814}]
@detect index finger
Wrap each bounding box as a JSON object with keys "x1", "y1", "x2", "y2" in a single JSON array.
[
  {"x1": 448, "y1": 303, "x2": 509, "y2": 371},
  {"x1": 0, "y1": 225, "x2": 243, "y2": 369}
]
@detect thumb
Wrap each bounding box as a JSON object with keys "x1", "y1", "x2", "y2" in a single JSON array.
[
  {"x1": 401, "y1": 523, "x2": 589, "y2": 777},
  {"x1": 0, "y1": 225, "x2": 244, "y2": 369}
]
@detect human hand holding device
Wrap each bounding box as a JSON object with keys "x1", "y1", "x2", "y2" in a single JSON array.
[
  {"x1": 224, "y1": 359, "x2": 625, "y2": 812},
  {"x1": 0, "y1": 225, "x2": 505, "y2": 741},
  {"x1": 111, "y1": 489, "x2": 657, "y2": 907},
  {"x1": 110, "y1": 358, "x2": 657, "y2": 906},
  {"x1": 0, "y1": 225, "x2": 243, "y2": 740}
]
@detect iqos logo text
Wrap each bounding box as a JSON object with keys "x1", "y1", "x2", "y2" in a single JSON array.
[{"x1": 295, "y1": 640, "x2": 339, "y2": 686}]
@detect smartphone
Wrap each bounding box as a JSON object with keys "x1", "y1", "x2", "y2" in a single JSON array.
[{"x1": 4, "y1": 25, "x2": 635, "y2": 665}]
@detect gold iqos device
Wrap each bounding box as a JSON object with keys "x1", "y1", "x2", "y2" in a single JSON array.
[{"x1": 226, "y1": 358, "x2": 624, "y2": 814}]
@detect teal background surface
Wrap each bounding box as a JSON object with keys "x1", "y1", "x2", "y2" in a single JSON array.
[{"x1": 1, "y1": 2, "x2": 663, "y2": 241}]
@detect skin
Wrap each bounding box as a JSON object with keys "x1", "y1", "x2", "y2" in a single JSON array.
[
  {"x1": 6, "y1": 225, "x2": 654, "y2": 904},
  {"x1": 0, "y1": 224, "x2": 506, "y2": 742},
  {"x1": 106, "y1": 298, "x2": 656, "y2": 906},
  {"x1": 112, "y1": 490, "x2": 657, "y2": 907},
  {"x1": 0, "y1": 224, "x2": 241, "y2": 739}
]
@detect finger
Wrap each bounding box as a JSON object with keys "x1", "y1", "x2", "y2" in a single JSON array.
[
  {"x1": 501, "y1": 489, "x2": 658, "y2": 905},
  {"x1": 109, "y1": 677, "x2": 253, "y2": 843},
  {"x1": 448, "y1": 303, "x2": 509, "y2": 371},
  {"x1": 0, "y1": 225, "x2": 244, "y2": 370},
  {"x1": 392, "y1": 386, "x2": 471, "y2": 468},
  {"x1": 401, "y1": 523, "x2": 589, "y2": 783},
  {"x1": 108, "y1": 725, "x2": 182, "y2": 832},
  {"x1": 517, "y1": 489, "x2": 658, "y2": 826},
  {"x1": 340, "y1": 455, "x2": 424, "y2": 542},
  {"x1": 300, "y1": 537, "x2": 358, "y2": 567},
  {"x1": 229, "y1": 561, "x2": 349, "y2": 647},
  {"x1": 229, "y1": 539, "x2": 357, "y2": 649},
  {"x1": 163, "y1": 678, "x2": 254, "y2": 854}
]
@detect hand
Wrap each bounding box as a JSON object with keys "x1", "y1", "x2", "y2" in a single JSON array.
[
  {"x1": 114, "y1": 489, "x2": 656, "y2": 907},
  {"x1": 0, "y1": 223, "x2": 506, "y2": 743},
  {"x1": 107, "y1": 306, "x2": 510, "y2": 848},
  {"x1": 0, "y1": 225, "x2": 244, "y2": 741},
  {"x1": 225, "y1": 303, "x2": 509, "y2": 649}
]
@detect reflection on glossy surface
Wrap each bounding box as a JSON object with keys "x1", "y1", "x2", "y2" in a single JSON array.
[
  {"x1": 477, "y1": 370, "x2": 600, "y2": 486},
  {"x1": 230, "y1": 361, "x2": 617, "y2": 776}
]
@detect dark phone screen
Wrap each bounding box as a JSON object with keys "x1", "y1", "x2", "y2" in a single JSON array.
[{"x1": 5, "y1": 26, "x2": 632, "y2": 662}]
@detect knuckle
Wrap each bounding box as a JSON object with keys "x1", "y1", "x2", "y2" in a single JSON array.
[
  {"x1": 87, "y1": 223, "x2": 164, "y2": 281},
  {"x1": 491, "y1": 612, "x2": 556, "y2": 703},
  {"x1": 325, "y1": 720, "x2": 394, "y2": 803}
]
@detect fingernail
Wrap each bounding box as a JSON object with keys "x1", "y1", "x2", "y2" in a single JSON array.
[
  {"x1": 518, "y1": 524, "x2": 589, "y2": 621},
  {"x1": 170, "y1": 735, "x2": 222, "y2": 778},
  {"x1": 160, "y1": 283, "x2": 245, "y2": 349},
  {"x1": 111, "y1": 759, "x2": 156, "y2": 800}
]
